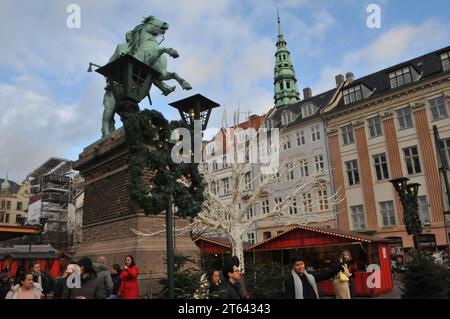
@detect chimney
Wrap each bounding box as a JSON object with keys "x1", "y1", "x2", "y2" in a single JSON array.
[
  {"x1": 335, "y1": 74, "x2": 345, "y2": 87},
  {"x1": 345, "y1": 72, "x2": 354, "y2": 84},
  {"x1": 303, "y1": 87, "x2": 312, "y2": 99}
]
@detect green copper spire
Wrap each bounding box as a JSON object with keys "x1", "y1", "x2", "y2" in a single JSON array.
[
  {"x1": 274, "y1": 9, "x2": 300, "y2": 108},
  {"x1": 1, "y1": 172, "x2": 10, "y2": 191}
]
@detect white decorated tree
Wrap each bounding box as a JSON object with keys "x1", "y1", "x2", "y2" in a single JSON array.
[{"x1": 132, "y1": 110, "x2": 339, "y2": 272}]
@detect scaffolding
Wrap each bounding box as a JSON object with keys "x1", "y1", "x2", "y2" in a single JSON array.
[{"x1": 30, "y1": 172, "x2": 73, "y2": 250}]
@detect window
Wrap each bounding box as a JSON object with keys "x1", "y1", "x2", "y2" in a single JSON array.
[
  {"x1": 0, "y1": 200, "x2": 5, "y2": 209},
  {"x1": 299, "y1": 160, "x2": 309, "y2": 177},
  {"x1": 418, "y1": 196, "x2": 431, "y2": 224},
  {"x1": 343, "y1": 85, "x2": 363, "y2": 105},
  {"x1": 311, "y1": 126, "x2": 321, "y2": 142},
  {"x1": 286, "y1": 81, "x2": 291, "y2": 89},
  {"x1": 367, "y1": 116, "x2": 382, "y2": 138},
  {"x1": 247, "y1": 232, "x2": 256, "y2": 244},
  {"x1": 396, "y1": 107, "x2": 413, "y2": 129},
  {"x1": 286, "y1": 162, "x2": 294, "y2": 181},
  {"x1": 246, "y1": 206, "x2": 255, "y2": 219},
  {"x1": 345, "y1": 160, "x2": 360, "y2": 186},
  {"x1": 296, "y1": 130, "x2": 305, "y2": 146},
  {"x1": 282, "y1": 136, "x2": 291, "y2": 150},
  {"x1": 5, "y1": 213, "x2": 10, "y2": 224},
  {"x1": 389, "y1": 67, "x2": 413, "y2": 89},
  {"x1": 16, "y1": 202, "x2": 23, "y2": 211},
  {"x1": 314, "y1": 155, "x2": 324, "y2": 171},
  {"x1": 262, "y1": 200, "x2": 270, "y2": 214},
  {"x1": 318, "y1": 189, "x2": 329, "y2": 211},
  {"x1": 281, "y1": 111, "x2": 293, "y2": 125},
  {"x1": 221, "y1": 178, "x2": 230, "y2": 195},
  {"x1": 341, "y1": 124, "x2": 354, "y2": 145},
  {"x1": 441, "y1": 51, "x2": 450, "y2": 72},
  {"x1": 429, "y1": 96, "x2": 448, "y2": 121},
  {"x1": 274, "y1": 197, "x2": 283, "y2": 209},
  {"x1": 403, "y1": 146, "x2": 421, "y2": 175},
  {"x1": 263, "y1": 232, "x2": 272, "y2": 240},
  {"x1": 6, "y1": 201, "x2": 11, "y2": 210},
  {"x1": 441, "y1": 138, "x2": 450, "y2": 167},
  {"x1": 212, "y1": 160, "x2": 218, "y2": 171},
  {"x1": 244, "y1": 172, "x2": 252, "y2": 190},
  {"x1": 380, "y1": 201, "x2": 396, "y2": 227},
  {"x1": 289, "y1": 198, "x2": 298, "y2": 215},
  {"x1": 373, "y1": 153, "x2": 389, "y2": 181},
  {"x1": 302, "y1": 194, "x2": 312, "y2": 213},
  {"x1": 302, "y1": 103, "x2": 315, "y2": 117},
  {"x1": 351, "y1": 205, "x2": 366, "y2": 230}
]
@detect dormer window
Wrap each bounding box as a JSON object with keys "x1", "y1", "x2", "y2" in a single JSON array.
[
  {"x1": 281, "y1": 111, "x2": 293, "y2": 125},
  {"x1": 343, "y1": 85, "x2": 362, "y2": 105},
  {"x1": 301, "y1": 103, "x2": 316, "y2": 118},
  {"x1": 441, "y1": 52, "x2": 450, "y2": 72},
  {"x1": 389, "y1": 66, "x2": 420, "y2": 89},
  {"x1": 343, "y1": 84, "x2": 373, "y2": 105}
]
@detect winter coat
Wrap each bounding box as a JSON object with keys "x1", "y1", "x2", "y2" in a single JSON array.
[
  {"x1": 119, "y1": 266, "x2": 139, "y2": 299},
  {"x1": 5, "y1": 283, "x2": 42, "y2": 299},
  {"x1": 219, "y1": 281, "x2": 243, "y2": 299},
  {"x1": 333, "y1": 264, "x2": 352, "y2": 299},
  {"x1": 285, "y1": 264, "x2": 342, "y2": 299},
  {"x1": 0, "y1": 280, "x2": 13, "y2": 299},
  {"x1": 53, "y1": 276, "x2": 67, "y2": 299},
  {"x1": 32, "y1": 272, "x2": 53, "y2": 294},
  {"x1": 111, "y1": 273, "x2": 121, "y2": 295},
  {"x1": 93, "y1": 263, "x2": 114, "y2": 297},
  {"x1": 61, "y1": 272, "x2": 106, "y2": 299}
]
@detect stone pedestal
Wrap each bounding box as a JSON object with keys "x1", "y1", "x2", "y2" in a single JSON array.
[{"x1": 73, "y1": 128, "x2": 199, "y2": 297}]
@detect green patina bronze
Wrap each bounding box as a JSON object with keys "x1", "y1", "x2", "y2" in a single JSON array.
[{"x1": 101, "y1": 16, "x2": 192, "y2": 137}]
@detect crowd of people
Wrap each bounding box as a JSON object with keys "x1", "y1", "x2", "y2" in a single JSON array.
[
  {"x1": 197, "y1": 250, "x2": 357, "y2": 299},
  {"x1": 0, "y1": 255, "x2": 139, "y2": 299}
]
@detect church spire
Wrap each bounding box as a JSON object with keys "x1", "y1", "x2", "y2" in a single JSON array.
[{"x1": 273, "y1": 9, "x2": 300, "y2": 108}]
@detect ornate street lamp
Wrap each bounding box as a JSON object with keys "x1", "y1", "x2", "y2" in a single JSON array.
[
  {"x1": 169, "y1": 94, "x2": 220, "y2": 131},
  {"x1": 166, "y1": 94, "x2": 219, "y2": 298},
  {"x1": 95, "y1": 54, "x2": 160, "y2": 109},
  {"x1": 390, "y1": 178, "x2": 422, "y2": 250}
]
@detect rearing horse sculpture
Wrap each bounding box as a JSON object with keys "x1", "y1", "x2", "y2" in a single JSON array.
[{"x1": 101, "y1": 16, "x2": 192, "y2": 137}]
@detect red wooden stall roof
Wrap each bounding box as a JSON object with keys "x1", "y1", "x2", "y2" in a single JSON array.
[
  {"x1": 249, "y1": 225, "x2": 390, "y2": 251},
  {"x1": 194, "y1": 236, "x2": 252, "y2": 254}
]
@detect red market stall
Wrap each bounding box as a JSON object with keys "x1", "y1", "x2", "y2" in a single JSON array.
[
  {"x1": 195, "y1": 226, "x2": 394, "y2": 298},
  {"x1": 0, "y1": 245, "x2": 69, "y2": 278}
]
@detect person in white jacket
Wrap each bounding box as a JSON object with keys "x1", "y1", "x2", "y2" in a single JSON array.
[{"x1": 6, "y1": 271, "x2": 42, "y2": 299}]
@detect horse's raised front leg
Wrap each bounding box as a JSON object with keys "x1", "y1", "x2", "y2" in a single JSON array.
[
  {"x1": 145, "y1": 47, "x2": 179, "y2": 66},
  {"x1": 159, "y1": 72, "x2": 192, "y2": 91}
]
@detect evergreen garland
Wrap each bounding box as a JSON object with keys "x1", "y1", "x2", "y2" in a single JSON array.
[{"x1": 118, "y1": 102, "x2": 204, "y2": 217}]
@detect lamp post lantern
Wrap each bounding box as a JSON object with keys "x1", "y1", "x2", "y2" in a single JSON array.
[
  {"x1": 389, "y1": 178, "x2": 423, "y2": 250},
  {"x1": 167, "y1": 94, "x2": 219, "y2": 298}
]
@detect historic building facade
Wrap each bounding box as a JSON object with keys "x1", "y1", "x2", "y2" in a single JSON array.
[
  {"x1": 323, "y1": 46, "x2": 450, "y2": 249},
  {"x1": 0, "y1": 176, "x2": 30, "y2": 225}
]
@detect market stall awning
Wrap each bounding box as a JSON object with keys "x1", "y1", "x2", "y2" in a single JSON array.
[
  {"x1": 194, "y1": 236, "x2": 252, "y2": 254},
  {"x1": 0, "y1": 224, "x2": 40, "y2": 242},
  {"x1": 248, "y1": 225, "x2": 390, "y2": 251}
]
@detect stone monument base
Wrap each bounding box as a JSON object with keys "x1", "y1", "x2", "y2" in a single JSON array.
[{"x1": 73, "y1": 128, "x2": 199, "y2": 297}]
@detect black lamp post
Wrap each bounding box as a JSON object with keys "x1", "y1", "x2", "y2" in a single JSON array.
[
  {"x1": 167, "y1": 94, "x2": 219, "y2": 298},
  {"x1": 389, "y1": 177, "x2": 423, "y2": 250}
]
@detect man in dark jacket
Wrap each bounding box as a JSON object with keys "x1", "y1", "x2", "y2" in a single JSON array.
[
  {"x1": 284, "y1": 257, "x2": 342, "y2": 299},
  {"x1": 109, "y1": 264, "x2": 121, "y2": 299},
  {"x1": 31, "y1": 262, "x2": 53, "y2": 297},
  {"x1": 219, "y1": 261, "x2": 243, "y2": 299}
]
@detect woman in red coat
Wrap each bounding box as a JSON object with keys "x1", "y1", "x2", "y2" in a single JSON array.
[{"x1": 119, "y1": 255, "x2": 139, "y2": 299}]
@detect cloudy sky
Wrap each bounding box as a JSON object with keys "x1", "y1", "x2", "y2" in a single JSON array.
[{"x1": 0, "y1": 0, "x2": 449, "y2": 183}]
